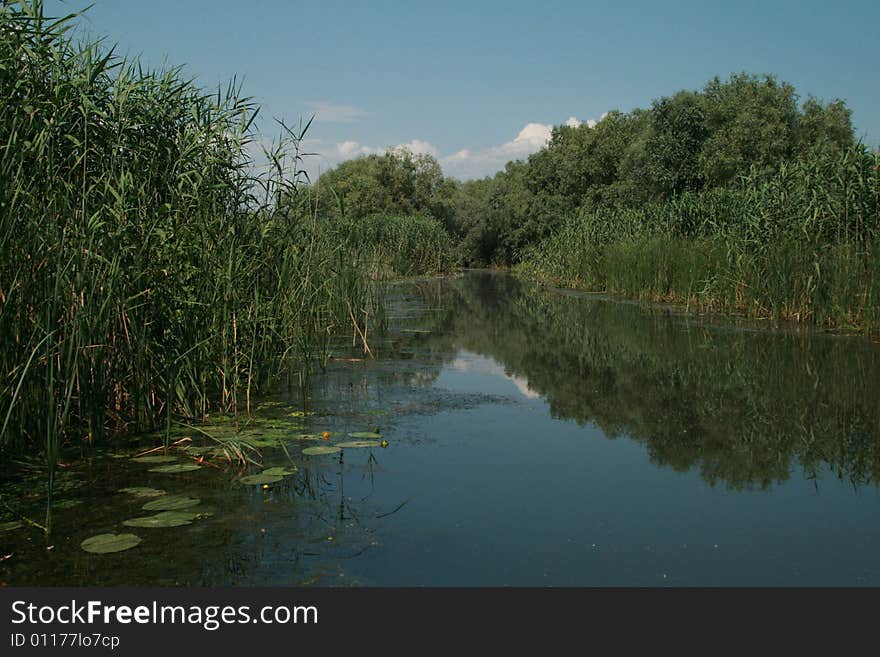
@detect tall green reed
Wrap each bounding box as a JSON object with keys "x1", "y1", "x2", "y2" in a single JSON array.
[{"x1": 0, "y1": 1, "x2": 382, "y2": 534}]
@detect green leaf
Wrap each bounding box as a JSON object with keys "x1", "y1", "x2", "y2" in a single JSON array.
[
  {"x1": 118, "y1": 487, "x2": 167, "y2": 498},
  {"x1": 81, "y1": 533, "x2": 142, "y2": 554},
  {"x1": 336, "y1": 440, "x2": 380, "y2": 448},
  {"x1": 142, "y1": 495, "x2": 201, "y2": 511},
  {"x1": 123, "y1": 512, "x2": 195, "y2": 528},
  {"x1": 302, "y1": 446, "x2": 341, "y2": 456},
  {"x1": 132, "y1": 455, "x2": 177, "y2": 464},
  {"x1": 240, "y1": 474, "x2": 284, "y2": 485},
  {"x1": 148, "y1": 464, "x2": 203, "y2": 474},
  {"x1": 261, "y1": 466, "x2": 297, "y2": 476}
]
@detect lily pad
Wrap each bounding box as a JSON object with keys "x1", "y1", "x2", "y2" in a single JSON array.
[
  {"x1": 293, "y1": 433, "x2": 321, "y2": 441},
  {"x1": 118, "y1": 487, "x2": 167, "y2": 498},
  {"x1": 302, "y1": 446, "x2": 341, "y2": 456},
  {"x1": 81, "y1": 533, "x2": 142, "y2": 554},
  {"x1": 148, "y1": 464, "x2": 202, "y2": 474},
  {"x1": 336, "y1": 440, "x2": 380, "y2": 449},
  {"x1": 347, "y1": 431, "x2": 382, "y2": 439},
  {"x1": 123, "y1": 511, "x2": 195, "y2": 528},
  {"x1": 0, "y1": 520, "x2": 23, "y2": 532},
  {"x1": 132, "y1": 455, "x2": 178, "y2": 464},
  {"x1": 240, "y1": 474, "x2": 284, "y2": 485},
  {"x1": 261, "y1": 466, "x2": 297, "y2": 476},
  {"x1": 142, "y1": 495, "x2": 201, "y2": 511}
]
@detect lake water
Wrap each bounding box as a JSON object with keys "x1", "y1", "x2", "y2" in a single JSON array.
[{"x1": 2, "y1": 270, "x2": 879, "y2": 586}]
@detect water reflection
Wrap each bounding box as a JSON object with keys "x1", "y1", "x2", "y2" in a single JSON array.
[{"x1": 392, "y1": 272, "x2": 880, "y2": 491}]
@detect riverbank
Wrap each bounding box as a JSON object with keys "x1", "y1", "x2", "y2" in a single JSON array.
[{"x1": 513, "y1": 151, "x2": 880, "y2": 334}]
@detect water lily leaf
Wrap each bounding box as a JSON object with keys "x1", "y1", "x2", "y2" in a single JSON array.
[
  {"x1": 347, "y1": 432, "x2": 382, "y2": 439},
  {"x1": 240, "y1": 473, "x2": 284, "y2": 485},
  {"x1": 261, "y1": 466, "x2": 297, "y2": 477},
  {"x1": 293, "y1": 434, "x2": 321, "y2": 441},
  {"x1": 336, "y1": 440, "x2": 380, "y2": 449},
  {"x1": 123, "y1": 512, "x2": 194, "y2": 528},
  {"x1": 118, "y1": 487, "x2": 167, "y2": 498},
  {"x1": 288, "y1": 411, "x2": 315, "y2": 417},
  {"x1": 148, "y1": 464, "x2": 202, "y2": 474},
  {"x1": 81, "y1": 533, "x2": 142, "y2": 554},
  {"x1": 0, "y1": 520, "x2": 23, "y2": 532},
  {"x1": 142, "y1": 495, "x2": 201, "y2": 511},
  {"x1": 132, "y1": 455, "x2": 177, "y2": 464},
  {"x1": 302, "y1": 446, "x2": 341, "y2": 456}
]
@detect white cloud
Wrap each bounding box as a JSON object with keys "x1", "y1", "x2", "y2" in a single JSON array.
[
  {"x1": 306, "y1": 101, "x2": 367, "y2": 123},
  {"x1": 439, "y1": 114, "x2": 609, "y2": 179},
  {"x1": 395, "y1": 139, "x2": 438, "y2": 157},
  {"x1": 300, "y1": 112, "x2": 608, "y2": 181}
]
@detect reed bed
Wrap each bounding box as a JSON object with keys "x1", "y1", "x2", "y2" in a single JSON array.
[
  {"x1": 518, "y1": 146, "x2": 880, "y2": 331},
  {"x1": 0, "y1": 1, "x2": 449, "y2": 531}
]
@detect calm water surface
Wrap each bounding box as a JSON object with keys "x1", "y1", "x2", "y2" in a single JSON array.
[{"x1": 2, "y1": 271, "x2": 879, "y2": 585}]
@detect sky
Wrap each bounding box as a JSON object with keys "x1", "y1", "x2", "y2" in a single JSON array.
[{"x1": 46, "y1": 0, "x2": 880, "y2": 180}]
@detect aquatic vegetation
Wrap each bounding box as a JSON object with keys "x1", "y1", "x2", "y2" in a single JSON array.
[
  {"x1": 148, "y1": 465, "x2": 204, "y2": 474},
  {"x1": 142, "y1": 496, "x2": 201, "y2": 512},
  {"x1": 337, "y1": 440, "x2": 381, "y2": 448},
  {"x1": 80, "y1": 533, "x2": 142, "y2": 554},
  {"x1": 131, "y1": 456, "x2": 178, "y2": 464},
  {"x1": 118, "y1": 487, "x2": 167, "y2": 498},
  {"x1": 302, "y1": 446, "x2": 341, "y2": 456},
  {"x1": 516, "y1": 149, "x2": 880, "y2": 332},
  {"x1": 1, "y1": 520, "x2": 23, "y2": 532},
  {"x1": 347, "y1": 432, "x2": 383, "y2": 439},
  {"x1": 240, "y1": 474, "x2": 284, "y2": 485},
  {"x1": 123, "y1": 512, "x2": 197, "y2": 528},
  {"x1": 0, "y1": 1, "x2": 392, "y2": 531},
  {"x1": 261, "y1": 467, "x2": 298, "y2": 476}
]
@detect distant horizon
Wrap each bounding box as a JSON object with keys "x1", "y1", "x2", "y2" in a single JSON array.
[{"x1": 48, "y1": 0, "x2": 880, "y2": 180}]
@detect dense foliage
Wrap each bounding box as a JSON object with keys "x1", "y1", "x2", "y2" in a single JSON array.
[
  {"x1": 0, "y1": 0, "x2": 450, "y2": 525},
  {"x1": 449, "y1": 73, "x2": 866, "y2": 266}
]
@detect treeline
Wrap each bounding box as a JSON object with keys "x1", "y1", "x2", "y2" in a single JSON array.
[{"x1": 311, "y1": 73, "x2": 879, "y2": 330}]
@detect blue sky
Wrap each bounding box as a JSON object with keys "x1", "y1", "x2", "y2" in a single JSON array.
[{"x1": 48, "y1": 0, "x2": 880, "y2": 179}]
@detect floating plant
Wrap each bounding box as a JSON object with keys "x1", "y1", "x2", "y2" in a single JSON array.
[
  {"x1": 123, "y1": 511, "x2": 196, "y2": 528},
  {"x1": 347, "y1": 432, "x2": 382, "y2": 439},
  {"x1": 80, "y1": 533, "x2": 142, "y2": 554},
  {"x1": 240, "y1": 474, "x2": 284, "y2": 485},
  {"x1": 302, "y1": 446, "x2": 341, "y2": 456},
  {"x1": 118, "y1": 487, "x2": 167, "y2": 498},
  {"x1": 336, "y1": 440, "x2": 380, "y2": 448},
  {"x1": 142, "y1": 495, "x2": 201, "y2": 511},
  {"x1": 261, "y1": 466, "x2": 297, "y2": 477},
  {"x1": 132, "y1": 455, "x2": 178, "y2": 464},
  {"x1": 148, "y1": 464, "x2": 202, "y2": 474}
]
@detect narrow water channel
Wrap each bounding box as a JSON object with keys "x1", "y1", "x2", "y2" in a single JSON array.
[{"x1": 3, "y1": 271, "x2": 879, "y2": 585}]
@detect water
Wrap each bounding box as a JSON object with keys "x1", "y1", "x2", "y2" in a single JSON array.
[{"x1": 2, "y1": 271, "x2": 879, "y2": 586}]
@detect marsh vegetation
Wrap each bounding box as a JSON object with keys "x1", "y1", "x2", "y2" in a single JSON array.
[{"x1": 1, "y1": 1, "x2": 878, "y2": 585}]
